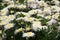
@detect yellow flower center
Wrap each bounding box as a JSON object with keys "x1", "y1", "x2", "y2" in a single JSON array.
[
  {"x1": 27, "y1": 32, "x2": 32, "y2": 36},
  {"x1": 17, "y1": 28, "x2": 23, "y2": 32}
]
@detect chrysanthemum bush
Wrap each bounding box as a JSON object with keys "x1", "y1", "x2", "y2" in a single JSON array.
[{"x1": 0, "y1": 0, "x2": 60, "y2": 40}]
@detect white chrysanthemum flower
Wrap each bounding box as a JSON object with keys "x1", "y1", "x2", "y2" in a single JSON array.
[
  {"x1": 52, "y1": 0, "x2": 59, "y2": 5},
  {"x1": 3, "y1": 17, "x2": 14, "y2": 23},
  {"x1": 14, "y1": 28, "x2": 23, "y2": 34},
  {"x1": 45, "y1": 15, "x2": 51, "y2": 20},
  {"x1": 52, "y1": 13, "x2": 60, "y2": 20},
  {"x1": 34, "y1": 18, "x2": 42, "y2": 21},
  {"x1": 38, "y1": 1, "x2": 48, "y2": 7},
  {"x1": 47, "y1": 18, "x2": 57, "y2": 25},
  {"x1": 44, "y1": 10, "x2": 51, "y2": 15},
  {"x1": 0, "y1": 16, "x2": 8, "y2": 20},
  {"x1": 43, "y1": 7, "x2": 51, "y2": 15},
  {"x1": 16, "y1": 17, "x2": 24, "y2": 21},
  {"x1": 35, "y1": 9, "x2": 42, "y2": 14},
  {"x1": 51, "y1": 6, "x2": 55, "y2": 10},
  {"x1": 0, "y1": 20, "x2": 8, "y2": 25},
  {"x1": 17, "y1": 4, "x2": 26, "y2": 9},
  {"x1": 54, "y1": 6, "x2": 60, "y2": 12},
  {"x1": 4, "y1": 23, "x2": 14, "y2": 30},
  {"x1": 29, "y1": 3, "x2": 37, "y2": 9},
  {"x1": 51, "y1": 6, "x2": 60, "y2": 12},
  {"x1": 15, "y1": 12, "x2": 21, "y2": 15},
  {"x1": 37, "y1": 13, "x2": 45, "y2": 17},
  {"x1": 23, "y1": 17, "x2": 35, "y2": 22},
  {"x1": 3, "y1": 15, "x2": 15, "y2": 22},
  {"x1": 26, "y1": 0, "x2": 38, "y2": 3},
  {"x1": 25, "y1": 27, "x2": 31, "y2": 31},
  {"x1": 0, "y1": 8, "x2": 9, "y2": 15},
  {"x1": 27, "y1": 0, "x2": 39, "y2": 9},
  {"x1": 22, "y1": 12, "x2": 30, "y2": 17},
  {"x1": 28, "y1": 10, "x2": 36, "y2": 15},
  {"x1": 31, "y1": 21, "x2": 42, "y2": 31},
  {"x1": 0, "y1": 16, "x2": 15, "y2": 24},
  {"x1": 55, "y1": 1, "x2": 60, "y2": 6},
  {"x1": 22, "y1": 32, "x2": 35, "y2": 37},
  {"x1": 8, "y1": 15, "x2": 15, "y2": 21}
]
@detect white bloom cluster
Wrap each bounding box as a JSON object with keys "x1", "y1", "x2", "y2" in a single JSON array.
[
  {"x1": 22, "y1": 32, "x2": 35, "y2": 37},
  {"x1": 0, "y1": 0, "x2": 60, "y2": 39}
]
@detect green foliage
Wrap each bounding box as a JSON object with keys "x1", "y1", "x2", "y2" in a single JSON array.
[{"x1": 19, "y1": 0, "x2": 24, "y2": 4}]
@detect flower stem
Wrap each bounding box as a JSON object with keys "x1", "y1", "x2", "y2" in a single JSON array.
[{"x1": 26, "y1": 37, "x2": 29, "y2": 40}]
